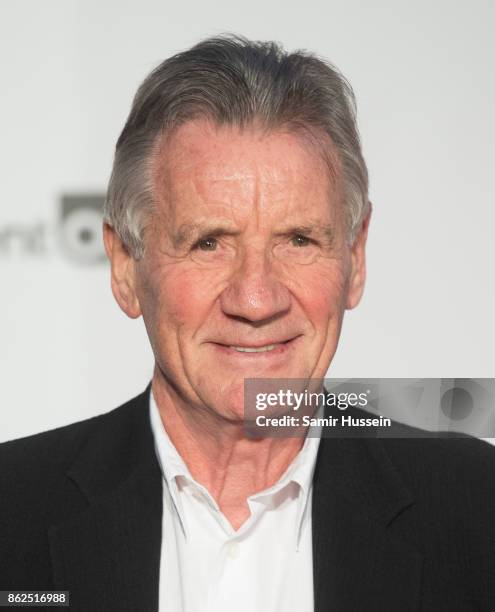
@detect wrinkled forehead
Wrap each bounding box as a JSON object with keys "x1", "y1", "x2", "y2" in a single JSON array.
[{"x1": 150, "y1": 119, "x2": 344, "y2": 220}]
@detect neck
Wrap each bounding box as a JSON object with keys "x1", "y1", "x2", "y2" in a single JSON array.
[{"x1": 151, "y1": 371, "x2": 305, "y2": 529}]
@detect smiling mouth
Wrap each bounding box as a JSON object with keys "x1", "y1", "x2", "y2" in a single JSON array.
[
  {"x1": 230, "y1": 344, "x2": 279, "y2": 353},
  {"x1": 212, "y1": 337, "x2": 298, "y2": 354}
]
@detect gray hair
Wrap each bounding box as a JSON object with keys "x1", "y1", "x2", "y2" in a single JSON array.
[{"x1": 104, "y1": 34, "x2": 370, "y2": 259}]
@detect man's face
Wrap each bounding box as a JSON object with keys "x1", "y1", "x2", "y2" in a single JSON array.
[{"x1": 106, "y1": 119, "x2": 369, "y2": 420}]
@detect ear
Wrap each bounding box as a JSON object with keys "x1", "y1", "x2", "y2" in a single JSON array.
[
  {"x1": 103, "y1": 223, "x2": 142, "y2": 319},
  {"x1": 346, "y1": 205, "x2": 372, "y2": 310}
]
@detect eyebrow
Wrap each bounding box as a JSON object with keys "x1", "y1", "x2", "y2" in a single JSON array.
[{"x1": 170, "y1": 222, "x2": 335, "y2": 248}]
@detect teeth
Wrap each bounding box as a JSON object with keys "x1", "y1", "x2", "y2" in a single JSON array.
[{"x1": 230, "y1": 344, "x2": 278, "y2": 353}]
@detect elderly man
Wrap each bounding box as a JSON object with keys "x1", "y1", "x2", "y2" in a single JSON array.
[{"x1": 1, "y1": 35, "x2": 495, "y2": 612}]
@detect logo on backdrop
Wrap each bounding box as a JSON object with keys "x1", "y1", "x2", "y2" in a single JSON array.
[
  {"x1": 0, "y1": 193, "x2": 106, "y2": 265},
  {"x1": 58, "y1": 195, "x2": 106, "y2": 264}
]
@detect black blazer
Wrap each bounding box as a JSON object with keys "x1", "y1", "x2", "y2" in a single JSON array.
[{"x1": 1, "y1": 385, "x2": 495, "y2": 611}]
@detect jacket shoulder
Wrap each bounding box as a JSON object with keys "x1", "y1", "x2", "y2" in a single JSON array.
[
  {"x1": 0, "y1": 388, "x2": 151, "y2": 589},
  {"x1": 0, "y1": 388, "x2": 149, "y2": 496},
  {"x1": 382, "y1": 432, "x2": 495, "y2": 486}
]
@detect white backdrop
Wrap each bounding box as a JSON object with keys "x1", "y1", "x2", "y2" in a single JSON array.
[{"x1": 1, "y1": 0, "x2": 494, "y2": 442}]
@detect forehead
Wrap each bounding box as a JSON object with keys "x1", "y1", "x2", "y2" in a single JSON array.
[{"x1": 152, "y1": 119, "x2": 341, "y2": 220}]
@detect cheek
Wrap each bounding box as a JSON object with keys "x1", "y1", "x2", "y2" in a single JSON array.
[
  {"x1": 139, "y1": 265, "x2": 222, "y2": 336},
  {"x1": 286, "y1": 262, "x2": 349, "y2": 324}
]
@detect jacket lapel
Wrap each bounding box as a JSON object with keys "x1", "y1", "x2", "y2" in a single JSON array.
[
  {"x1": 312, "y1": 434, "x2": 423, "y2": 612},
  {"x1": 48, "y1": 386, "x2": 162, "y2": 612}
]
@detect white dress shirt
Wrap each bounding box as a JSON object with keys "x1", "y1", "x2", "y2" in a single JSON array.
[{"x1": 149, "y1": 390, "x2": 321, "y2": 612}]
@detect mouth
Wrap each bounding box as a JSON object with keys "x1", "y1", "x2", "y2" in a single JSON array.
[
  {"x1": 229, "y1": 344, "x2": 280, "y2": 353},
  {"x1": 211, "y1": 336, "x2": 300, "y2": 356}
]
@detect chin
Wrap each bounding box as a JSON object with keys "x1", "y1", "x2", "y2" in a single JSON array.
[
  {"x1": 199, "y1": 382, "x2": 244, "y2": 419},
  {"x1": 206, "y1": 399, "x2": 245, "y2": 424}
]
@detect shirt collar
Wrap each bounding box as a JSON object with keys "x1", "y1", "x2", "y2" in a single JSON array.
[
  {"x1": 149, "y1": 389, "x2": 191, "y2": 535},
  {"x1": 149, "y1": 388, "x2": 321, "y2": 548}
]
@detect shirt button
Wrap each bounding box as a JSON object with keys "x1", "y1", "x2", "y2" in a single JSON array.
[{"x1": 227, "y1": 542, "x2": 240, "y2": 559}]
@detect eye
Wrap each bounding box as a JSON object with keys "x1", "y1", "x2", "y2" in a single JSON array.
[
  {"x1": 193, "y1": 236, "x2": 218, "y2": 251},
  {"x1": 290, "y1": 234, "x2": 312, "y2": 247}
]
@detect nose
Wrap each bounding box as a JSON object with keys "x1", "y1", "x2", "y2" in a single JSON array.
[{"x1": 219, "y1": 247, "x2": 291, "y2": 323}]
